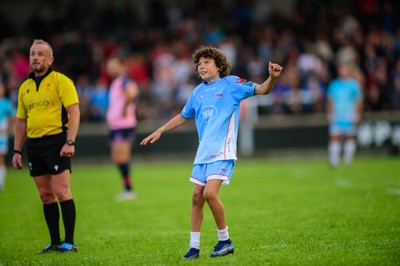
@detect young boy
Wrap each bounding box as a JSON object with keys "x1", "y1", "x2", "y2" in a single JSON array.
[{"x1": 140, "y1": 46, "x2": 283, "y2": 259}]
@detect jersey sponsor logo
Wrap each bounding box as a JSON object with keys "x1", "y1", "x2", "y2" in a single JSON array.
[
  {"x1": 200, "y1": 105, "x2": 218, "y2": 123},
  {"x1": 27, "y1": 97, "x2": 53, "y2": 111},
  {"x1": 235, "y1": 77, "x2": 254, "y2": 87}
]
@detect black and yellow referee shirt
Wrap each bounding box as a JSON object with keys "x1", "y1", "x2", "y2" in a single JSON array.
[{"x1": 17, "y1": 68, "x2": 79, "y2": 138}]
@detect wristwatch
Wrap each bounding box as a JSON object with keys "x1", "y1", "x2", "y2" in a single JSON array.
[{"x1": 66, "y1": 139, "x2": 75, "y2": 146}]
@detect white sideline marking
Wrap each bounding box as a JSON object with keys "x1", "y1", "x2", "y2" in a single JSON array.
[
  {"x1": 335, "y1": 178, "x2": 352, "y2": 187},
  {"x1": 292, "y1": 168, "x2": 307, "y2": 178},
  {"x1": 386, "y1": 188, "x2": 400, "y2": 196}
]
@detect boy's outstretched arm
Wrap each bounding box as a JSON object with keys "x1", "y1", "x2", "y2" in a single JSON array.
[
  {"x1": 254, "y1": 61, "x2": 283, "y2": 95},
  {"x1": 140, "y1": 114, "x2": 188, "y2": 145}
]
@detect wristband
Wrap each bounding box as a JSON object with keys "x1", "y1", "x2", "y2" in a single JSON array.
[
  {"x1": 160, "y1": 126, "x2": 167, "y2": 133},
  {"x1": 12, "y1": 149, "x2": 22, "y2": 155}
]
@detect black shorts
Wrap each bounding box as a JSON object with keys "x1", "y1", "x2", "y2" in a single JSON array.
[
  {"x1": 109, "y1": 128, "x2": 136, "y2": 144},
  {"x1": 27, "y1": 132, "x2": 71, "y2": 177}
]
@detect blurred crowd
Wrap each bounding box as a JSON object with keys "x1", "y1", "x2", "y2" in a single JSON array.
[{"x1": 0, "y1": 0, "x2": 400, "y2": 123}]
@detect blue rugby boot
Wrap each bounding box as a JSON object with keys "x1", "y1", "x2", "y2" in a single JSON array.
[
  {"x1": 210, "y1": 239, "x2": 234, "y2": 257},
  {"x1": 35, "y1": 243, "x2": 61, "y2": 255},
  {"x1": 59, "y1": 242, "x2": 78, "y2": 253},
  {"x1": 183, "y1": 248, "x2": 200, "y2": 260}
]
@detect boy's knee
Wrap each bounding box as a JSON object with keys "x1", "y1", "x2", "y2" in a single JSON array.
[
  {"x1": 192, "y1": 188, "x2": 204, "y2": 205},
  {"x1": 203, "y1": 190, "x2": 218, "y2": 203}
]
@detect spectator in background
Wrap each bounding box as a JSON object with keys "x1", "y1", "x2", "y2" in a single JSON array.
[
  {"x1": 327, "y1": 63, "x2": 363, "y2": 167},
  {"x1": 301, "y1": 75, "x2": 325, "y2": 113},
  {"x1": 1, "y1": 0, "x2": 400, "y2": 121},
  {"x1": 10, "y1": 48, "x2": 30, "y2": 81},
  {"x1": 150, "y1": 43, "x2": 178, "y2": 118},
  {"x1": 89, "y1": 77, "x2": 108, "y2": 122},
  {"x1": 5, "y1": 73, "x2": 20, "y2": 107},
  {"x1": 106, "y1": 56, "x2": 139, "y2": 201},
  {"x1": 75, "y1": 74, "x2": 93, "y2": 122},
  {"x1": 0, "y1": 82, "x2": 15, "y2": 191},
  {"x1": 392, "y1": 58, "x2": 400, "y2": 109}
]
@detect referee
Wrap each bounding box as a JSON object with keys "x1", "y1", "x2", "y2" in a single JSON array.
[{"x1": 12, "y1": 39, "x2": 80, "y2": 254}]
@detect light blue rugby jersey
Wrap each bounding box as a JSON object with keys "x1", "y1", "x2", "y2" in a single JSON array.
[
  {"x1": 327, "y1": 78, "x2": 362, "y2": 123},
  {"x1": 0, "y1": 98, "x2": 15, "y2": 123},
  {"x1": 0, "y1": 98, "x2": 16, "y2": 144},
  {"x1": 181, "y1": 76, "x2": 256, "y2": 165}
]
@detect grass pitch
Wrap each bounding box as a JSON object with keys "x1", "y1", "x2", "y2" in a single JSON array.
[{"x1": 0, "y1": 156, "x2": 399, "y2": 265}]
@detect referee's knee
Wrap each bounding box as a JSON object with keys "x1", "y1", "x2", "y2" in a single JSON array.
[
  {"x1": 54, "y1": 187, "x2": 72, "y2": 202},
  {"x1": 38, "y1": 191, "x2": 56, "y2": 204}
]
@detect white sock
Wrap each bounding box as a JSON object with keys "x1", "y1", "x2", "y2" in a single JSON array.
[
  {"x1": 344, "y1": 140, "x2": 356, "y2": 165},
  {"x1": 217, "y1": 226, "x2": 229, "y2": 241},
  {"x1": 329, "y1": 141, "x2": 341, "y2": 166},
  {"x1": 0, "y1": 166, "x2": 5, "y2": 189},
  {"x1": 189, "y1": 232, "x2": 200, "y2": 250}
]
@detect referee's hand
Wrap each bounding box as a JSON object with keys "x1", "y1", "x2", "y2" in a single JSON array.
[
  {"x1": 12, "y1": 153, "x2": 23, "y2": 170},
  {"x1": 60, "y1": 144, "x2": 75, "y2": 157}
]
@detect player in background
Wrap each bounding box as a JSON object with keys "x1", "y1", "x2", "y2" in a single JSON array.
[
  {"x1": 327, "y1": 63, "x2": 363, "y2": 167},
  {"x1": 141, "y1": 46, "x2": 283, "y2": 259},
  {"x1": 106, "y1": 56, "x2": 140, "y2": 201},
  {"x1": 0, "y1": 82, "x2": 16, "y2": 191},
  {"x1": 12, "y1": 39, "x2": 80, "y2": 253}
]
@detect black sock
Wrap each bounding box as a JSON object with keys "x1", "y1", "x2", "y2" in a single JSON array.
[
  {"x1": 118, "y1": 163, "x2": 132, "y2": 191},
  {"x1": 43, "y1": 202, "x2": 61, "y2": 245},
  {"x1": 60, "y1": 199, "x2": 76, "y2": 244}
]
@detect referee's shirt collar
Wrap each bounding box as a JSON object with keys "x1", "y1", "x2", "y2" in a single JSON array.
[{"x1": 29, "y1": 67, "x2": 53, "y2": 91}]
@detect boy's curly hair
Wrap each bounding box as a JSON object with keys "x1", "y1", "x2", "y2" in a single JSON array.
[{"x1": 193, "y1": 46, "x2": 231, "y2": 78}]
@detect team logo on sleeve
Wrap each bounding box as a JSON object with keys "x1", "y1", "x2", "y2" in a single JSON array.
[
  {"x1": 235, "y1": 77, "x2": 254, "y2": 87},
  {"x1": 200, "y1": 105, "x2": 218, "y2": 123}
]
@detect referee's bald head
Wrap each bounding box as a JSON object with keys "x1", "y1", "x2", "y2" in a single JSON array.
[{"x1": 31, "y1": 39, "x2": 53, "y2": 57}]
